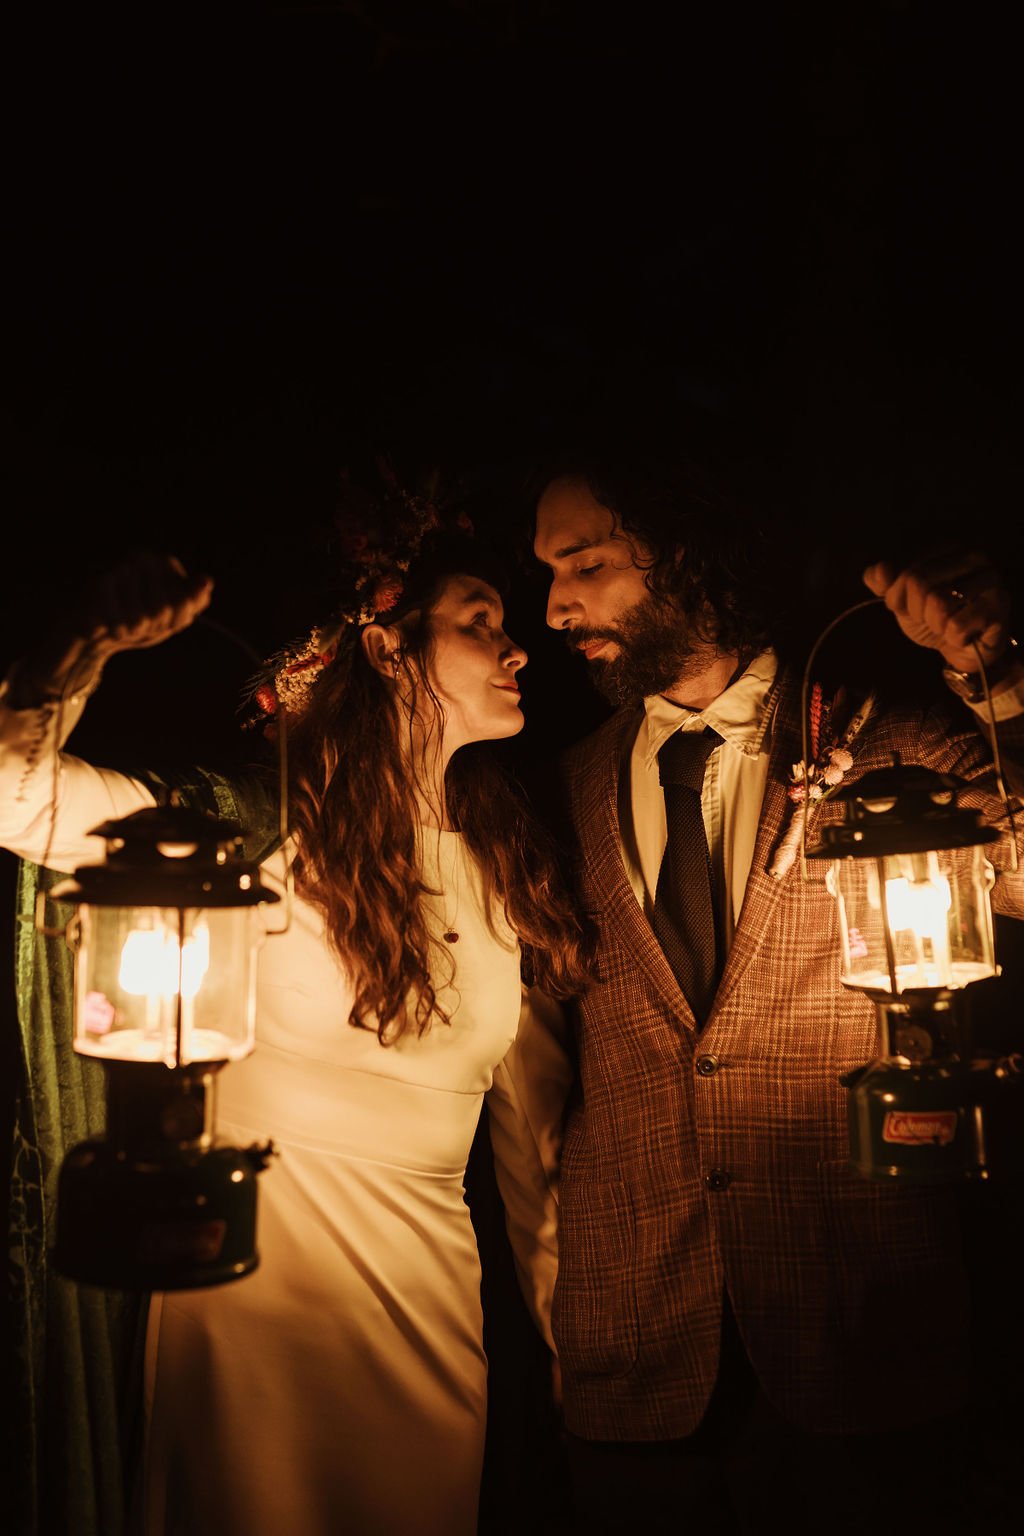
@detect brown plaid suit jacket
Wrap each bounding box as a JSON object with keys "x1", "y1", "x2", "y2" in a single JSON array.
[{"x1": 551, "y1": 666, "x2": 1024, "y2": 1440}]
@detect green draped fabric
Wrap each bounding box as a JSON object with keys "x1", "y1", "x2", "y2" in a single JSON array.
[{"x1": 7, "y1": 762, "x2": 281, "y2": 1536}]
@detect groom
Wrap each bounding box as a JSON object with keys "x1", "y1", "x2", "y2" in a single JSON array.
[{"x1": 529, "y1": 436, "x2": 1024, "y2": 1533}]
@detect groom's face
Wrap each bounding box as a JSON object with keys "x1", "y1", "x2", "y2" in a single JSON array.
[{"x1": 533, "y1": 475, "x2": 698, "y2": 703}]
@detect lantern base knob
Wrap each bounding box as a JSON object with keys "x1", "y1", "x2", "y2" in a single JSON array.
[{"x1": 52, "y1": 1137, "x2": 269, "y2": 1290}]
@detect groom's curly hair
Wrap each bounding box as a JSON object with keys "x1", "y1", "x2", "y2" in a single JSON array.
[{"x1": 525, "y1": 420, "x2": 788, "y2": 662}]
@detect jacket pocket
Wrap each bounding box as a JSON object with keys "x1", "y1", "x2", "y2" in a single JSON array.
[
  {"x1": 815, "y1": 1157, "x2": 968, "y2": 1358},
  {"x1": 816, "y1": 1156, "x2": 962, "y2": 1261},
  {"x1": 552, "y1": 1179, "x2": 639, "y2": 1378}
]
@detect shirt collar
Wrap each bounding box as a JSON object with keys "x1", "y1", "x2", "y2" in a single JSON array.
[{"x1": 641, "y1": 649, "x2": 779, "y2": 769}]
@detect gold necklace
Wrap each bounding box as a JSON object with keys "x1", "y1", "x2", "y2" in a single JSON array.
[
  {"x1": 443, "y1": 832, "x2": 460, "y2": 944},
  {"x1": 420, "y1": 822, "x2": 461, "y2": 945}
]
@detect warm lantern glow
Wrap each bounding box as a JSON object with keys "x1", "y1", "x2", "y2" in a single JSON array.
[
  {"x1": 119, "y1": 920, "x2": 211, "y2": 999},
  {"x1": 71, "y1": 903, "x2": 261, "y2": 1066},
  {"x1": 826, "y1": 845, "x2": 996, "y2": 998}
]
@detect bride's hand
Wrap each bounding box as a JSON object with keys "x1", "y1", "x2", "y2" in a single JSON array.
[{"x1": 6, "y1": 551, "x2": 214, "y2": 708}]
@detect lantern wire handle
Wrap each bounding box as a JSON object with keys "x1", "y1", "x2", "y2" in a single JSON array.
[
  {"x1": 195, "y1": 615, "x2": 295, "y2": 924},
  {"x1": 34, "y1": 653, "x2": 106, "y2": 939},
  {"x1": 799, "y1": 598, "x2": 883, "y2": 882},
  {"x1": 798, "y1": 599, "x2": 1020, "y2": 881},
  {"x1": 969, "y1": 637, "x2": 1019, "y2": 872}
]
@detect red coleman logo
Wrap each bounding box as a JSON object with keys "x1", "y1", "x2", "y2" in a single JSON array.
[{"x1": 882, "y1": 1111, "x2": 958, "y2": 1147}]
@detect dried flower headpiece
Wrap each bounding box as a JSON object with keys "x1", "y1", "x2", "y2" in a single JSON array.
[{"x1": 241, "y1": 458, "x2": 474, "y2": 734}]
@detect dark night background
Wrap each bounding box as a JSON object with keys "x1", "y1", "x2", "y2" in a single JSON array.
[{"x1": 3, "y1": 4, "x2": 1023, "y2": 1530}]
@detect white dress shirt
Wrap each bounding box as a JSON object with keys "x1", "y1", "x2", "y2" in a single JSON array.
[{"x1": 618, "y1": 649, "x2": 780, "y2": 949}]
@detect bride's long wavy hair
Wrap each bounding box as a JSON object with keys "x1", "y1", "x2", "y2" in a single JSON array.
[{"x1": 284, "y1": 533, "x2": 594, "y2": 1043}]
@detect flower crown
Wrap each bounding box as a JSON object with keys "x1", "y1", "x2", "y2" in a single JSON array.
[{"x1": 241, "y1": 459, "x2": 473, "y2": 734}]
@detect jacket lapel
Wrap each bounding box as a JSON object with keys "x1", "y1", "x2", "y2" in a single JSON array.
[
  {"x1": 576, "y1": 709, "x2": 702, "y2": 1035},
  {"x1": 711, "y1": 669, "x2": 804, "y2": 1014}
]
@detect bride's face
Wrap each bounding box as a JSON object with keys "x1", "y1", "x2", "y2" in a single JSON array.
[{"x1": 423, "y1": 574, "x2": 527, "y2": 753}]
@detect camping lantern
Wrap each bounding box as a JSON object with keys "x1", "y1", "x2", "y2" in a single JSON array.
[
  {"x1": 44, "y1": 801, "x2": 281, "y2": 1289},
  {"x1": 795, "y1": 589, "x2": 1024, "y2": 1184},
  {"x1": 806, "y1": 756, "x2": 1004, "y2": 1183}
]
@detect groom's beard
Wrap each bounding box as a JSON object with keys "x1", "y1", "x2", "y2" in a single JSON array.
[{"x1": 569, "y1": 591, "x2": 703, "y2": 705}]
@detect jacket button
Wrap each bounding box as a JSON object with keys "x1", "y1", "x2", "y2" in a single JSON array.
[
  {"x1": 705, "y1": 1169, "x2": 732, "y2": 1192},
  {"x1": 695, "y1": 1054, "x2": 720, "y2": 1076}
]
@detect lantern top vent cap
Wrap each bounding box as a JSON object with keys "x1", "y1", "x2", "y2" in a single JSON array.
[
  {"x1": 51, "y1": 804, "x2": 280, "y2": 908},
  {"x1": 89, "y1": 804, "x2": 244, "y2": 854},
  {"x1": 805, "y1": 756, "x2": 998, "y2": 857}
]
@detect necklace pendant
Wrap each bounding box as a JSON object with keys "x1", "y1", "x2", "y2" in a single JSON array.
[{"x1": 443, "y1": 930, "x2": 459, "y2": 944}]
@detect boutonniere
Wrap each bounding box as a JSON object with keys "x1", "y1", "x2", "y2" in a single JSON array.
[{"x1": 768, "y1": 682, "x2": 876, "y2": 880}]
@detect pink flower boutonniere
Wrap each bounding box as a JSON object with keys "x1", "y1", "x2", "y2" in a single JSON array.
[{"x1": 768, "y1": 682, "x2": 876, "y2": 880}]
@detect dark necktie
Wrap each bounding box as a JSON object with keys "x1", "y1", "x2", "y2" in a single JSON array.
[{"x1": 652, "y1": 725, "x2": 723, "y2": 1024}]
